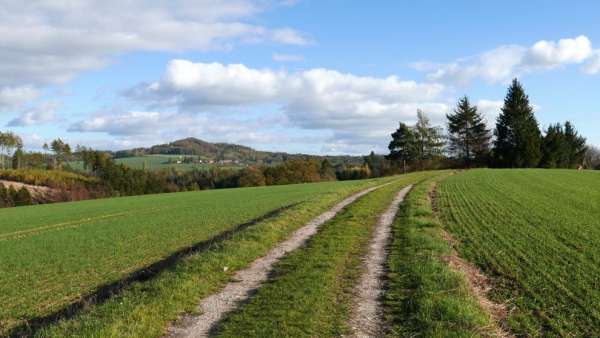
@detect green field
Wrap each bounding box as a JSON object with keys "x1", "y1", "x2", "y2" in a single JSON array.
[
  {"x1": 4, "y1": 169, "x2": 600, "y2": 337},
  {"x1": 437, "y1": 169, "x2": 600, "y2": 336},
  {"x1": 0, "y1": 178, "x2": 387, "y2": 335},
  {"x1": 214, "y1": 172, "x2": 433, "y2": 337},
  {"x1": 383, "y1": 174, "x2": 494, "y2": 337}
]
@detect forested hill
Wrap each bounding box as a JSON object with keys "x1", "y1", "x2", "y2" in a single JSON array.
[{"x1": 114, "y1": 137, "x2": 363, "y2": 166}]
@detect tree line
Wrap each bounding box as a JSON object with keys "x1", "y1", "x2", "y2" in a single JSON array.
[{"x1": 387, "y1": 78, "x2": 590, "y2": 170}]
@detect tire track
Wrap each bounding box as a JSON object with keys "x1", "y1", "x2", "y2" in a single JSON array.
[
  {"x1": 167, "y1": 183, "x2": 388, "y2": 338},
  {"x1": 347, "y1": 185, "x2": 412, "y2": 338}
]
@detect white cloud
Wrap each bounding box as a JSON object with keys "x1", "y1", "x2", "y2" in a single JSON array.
[
  {"x1": 0, "y1": 86, "x2": 39, "y2": 111},
  {"x1": 68, "y1": 110, "x2": 298, "y2": 150},
  {"x1": 7, "y1": 101, "x2": 60, "y2": 127},
  {"x1": 126, "y1": 60, "x2": 447, "y2": 129},
  {"x1": 583, "y1": 51, "x2": 600, "y2": 74},
  {"x1": 476, "y1": 99, "x2": 503, "y2": 127},
  {"x1": 421, "y1": 35, "x2": 594, "y2": 84},
  {"x1": 0, "y1": 1, "x2": 308, "y2": 109},
  {"x1": 273, "y1": 53, "x2": 305, "y2": 62},
  {"x1": 271, "y1": 28, "x2": 311, "y2": 45}
]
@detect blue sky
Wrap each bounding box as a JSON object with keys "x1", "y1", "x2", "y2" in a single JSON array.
[{"x1": 1, "y1": 0, "x2": 599, "y2": 154}]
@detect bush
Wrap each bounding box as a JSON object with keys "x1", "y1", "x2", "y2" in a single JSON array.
[
  {"x1": 0, "y1": 183, "x2": 8, "y2": 207},
  {"x1": 14, "y1": 187, "x2": 32, "y2": 206}
]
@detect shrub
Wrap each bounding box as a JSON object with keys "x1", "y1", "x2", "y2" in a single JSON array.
[{"x1": 14, "y1": 187, "x2": 32, "y2": 206}]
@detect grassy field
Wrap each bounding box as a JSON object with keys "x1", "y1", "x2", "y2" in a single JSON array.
[
  {"x1": 0, "y1": 178, "x2": 388, "y2": 335},
  {"x1": 383, "y1": 173, "x2": 494, "y2": 337},
  {"x1": 69, "y1": 155, "x2": 244, "y2": 172},
  {"x1": 437, "y1": 169, "x2": 600, "y2": 336},
  {"x1": 213, "y1": 172, "x2": 435, "y2": 337}
]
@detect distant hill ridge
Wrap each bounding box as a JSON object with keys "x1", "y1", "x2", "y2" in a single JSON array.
[{"x1": 114, "y1": 137, "x2": 363, "y2": 166}]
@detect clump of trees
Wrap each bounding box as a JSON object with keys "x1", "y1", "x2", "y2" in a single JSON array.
[
  {"x1": 0, "y1": 131, "x2": 23, "y2": 169},
  {"x1": 0, "y1": 183, "x2": 32, "y2": 208},
  {"x1": 584, "y1": 147, "x2": 600, "y2": 169},
  {"x1": 386, "y1": 78, "x2": 591, "y2": 171},
  {"x1": 386, "y1": 110, "x2": 445, "y2": 172}
]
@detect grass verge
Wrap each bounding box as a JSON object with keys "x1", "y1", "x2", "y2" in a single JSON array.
[
  {"x1": 383, "y1": 174, "x2": 495, "y2": 337},
  {"x1": 25, "y1": 177, "x2": 394, "y2": 337},
  {"x1": 213, "y1": 172, "x2": 434, "y2": 337}
]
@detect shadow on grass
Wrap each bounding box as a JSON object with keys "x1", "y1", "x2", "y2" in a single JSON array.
[{"x1": 8, "y1": 203, "x2": 300, "y2": 338}]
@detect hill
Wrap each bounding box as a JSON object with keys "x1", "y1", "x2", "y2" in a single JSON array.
[{"x1": 113, "y1": 137, "x2": 364, "y2": 166}]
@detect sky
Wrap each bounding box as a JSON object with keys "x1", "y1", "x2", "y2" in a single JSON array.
[{"x1": 1, "y1": 0, "x2": 600, "y2": 155}]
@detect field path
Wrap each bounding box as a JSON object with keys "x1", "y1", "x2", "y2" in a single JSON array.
[
  {"x1": 347, "y1": 184, "x2": 412, "y2": 337},
  {"x1": 167, "y1": 183, "x2": 386, "y2": 338}
]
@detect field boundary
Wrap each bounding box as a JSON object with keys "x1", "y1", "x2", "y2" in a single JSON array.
[
  {"x1": 167, "y1": 183, "x2": 388, "y2": 338},
  {"x1": 431, "y1": 183, "x2": 514, "y2": 338},
  {"x1": 6, "y1": 203, "x2": 299, "y2": 337}
]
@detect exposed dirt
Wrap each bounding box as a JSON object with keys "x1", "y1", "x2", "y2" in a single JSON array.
[
  {"x1": 0, "y1": 179, "x2": 56, "y2": 202},
  {"x1": 167, "y1": 184, "x2": 386, "y2": 338},
  {"x1": 347, "y1": 184, "x2": 413, "y2": 338}
]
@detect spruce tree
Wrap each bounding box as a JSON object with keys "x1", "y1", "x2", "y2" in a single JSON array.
[
  {"x1": 540, "y1": 123, "x2": 567, "y2": 168},
  {"x1": 387, "y1": 122, "x2": 417, "y2": 173},
  {"x1": 564, "y1": 121, "x2": 587, "y2": 168},
  {"x1": 447, "y1": 96, "x2": 491, "y2": 167},
  {"x1": 493, "y1": 78, "x2": 542, "y2": 167}
]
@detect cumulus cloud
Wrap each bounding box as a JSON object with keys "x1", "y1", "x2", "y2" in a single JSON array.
[
  {"x1": 7, "y1": 101, "x2": 60, "y2": 127},
  {"x1": 75, "y1": 60, "x2": 450, "y2": 154},
  {"x1": 68, "y1": 110, "x2": 298, "y2": 150},
  {"x1": 125, "y1": 60, "x2": 447, "y2": 131},
  {"x1": 583, "y1": 51, "x2": 600, "y2": 74},
  {"x1": 475, "y1": 99, "x2": 503, "y2": 126},
  {"x1": 420, "y1": 35, "x2": 594, "y2": 84},
  {"x1": 0, "y1": 1, "x2": 308, "y2": 110},
  {"x1": 0, "y1": 86, "x2": 39, "y2": 111}
]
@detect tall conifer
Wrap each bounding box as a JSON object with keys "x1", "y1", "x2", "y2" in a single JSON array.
[
  {"x1": 493, "y1": 79, "x2": 542, "y2": 167},
  {"x1": 447, "y1": 96, "x2": 491, "y2": 167}
]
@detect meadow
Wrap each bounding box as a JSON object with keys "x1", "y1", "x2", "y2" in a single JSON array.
[
  {"x1": 437, "y1": 169, "x2": 600, "y2": 336},
  {"x1": 0, "y1": 178, "x2": 386, "y2": 335}
]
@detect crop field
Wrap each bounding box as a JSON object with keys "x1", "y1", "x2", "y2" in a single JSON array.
[
  {"x1": 437, "y1": 169, "x2": 600, "y2": 336},
  {"x1": 384, "y1": 174, "x2": 494, "y2": 337},
  {"x1": 5, "y1": 169, "x2": 600, "y2": 337},
  {"x1": 0, "y1": 178, "x2": 387, "y2": 335}
]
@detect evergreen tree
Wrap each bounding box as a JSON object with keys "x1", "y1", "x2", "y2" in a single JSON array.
[
  {"x1": 7, "y1": 186, "x2": 17, "y2": 207},
  {"x1": 386, "y1": 122, "x2": 417, "y2": 173},
  {"x1": 0, "y1": 183, "x2": 7, "y2": 208},
  {"x1": 540, "y1": 123, "x2": 567, "y2": 168},
  {"x1": 14, "y1": 187, "x2": 32, "y2": 206},
  {"x1": 363, "y1": 151, "x2": 389, "y2": 178},
  {"x1": 563, "y1": 121, "x2": 587, "y2": 168},
  {"x1": 493, "y1": 79, "x2": 542, "y2": 167},
  {"x1": 447, "y1": 96, "x2": 491, "y2": 167}
]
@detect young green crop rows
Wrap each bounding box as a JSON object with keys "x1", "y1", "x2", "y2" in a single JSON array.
[
  {"x1": 5, "y1": 168, "x2": 598, "y2": 337},
  {"x1": 0, "y1": 178, "x2": 387, "y2": 335},
  {"x1": 437, "y1": 169, "x2": 600, "y2": 336},
  {"x1": 383, "y1": 174, "x2": 495, "y2": 337}
]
